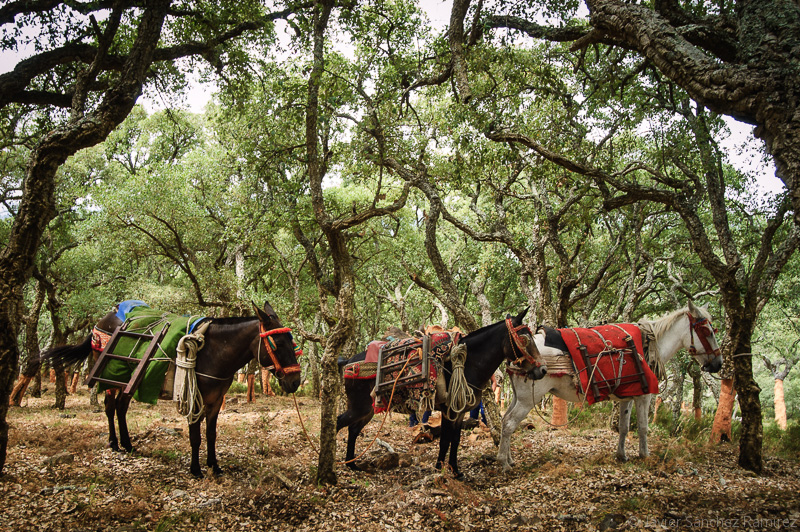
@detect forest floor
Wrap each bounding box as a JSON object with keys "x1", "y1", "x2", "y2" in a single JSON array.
[{"x1": 2, "y1": 389, "x2": 799, "y2": 532}]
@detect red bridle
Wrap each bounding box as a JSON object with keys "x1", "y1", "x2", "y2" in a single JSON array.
[
  {"x1": 505, "y1": 319, "x2": 544, "y2": 367},
  {"x1": 258, "y1": 323, "x2": 302, "y2": 378},
  {"x1": 687, "y1": 313, "x2": 720, "y2": 358}
]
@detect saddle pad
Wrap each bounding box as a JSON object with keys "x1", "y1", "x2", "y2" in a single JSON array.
[
  {"x1": 98, "y1": 305, "x2": 205, "y2": 404},
  {"x1": 559, "y1": 324, "x2": 659, "y2": 405},
  {"x1": 343, "y1": 361, "x2": 378, "y2": 380},
  {"x1": 365, "y1": 337, "x2": 423, "y2": 363}
]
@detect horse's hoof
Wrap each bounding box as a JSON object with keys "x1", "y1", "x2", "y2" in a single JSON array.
[
  {"x1": 616, "y1": 455, "x2": 628, "y2": 463},
  {"x1": 212, "y1": 466, "x2": 223, "y2": 477},
  {"x1": 190, "y1": 468, "x2": 204, "y2": 479},
  {"x1": 453, "y1": 471, "x2": 465, "y2": 481},
  {"x1": 109, "y1": 443, "x2": 120, "y2": 452},
  {"x1": 345, "y1": 462, "x2": 362, "y2": 472}
]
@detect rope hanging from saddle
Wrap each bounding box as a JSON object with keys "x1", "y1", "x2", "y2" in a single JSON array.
[
  {"x1": 443, "y1": 343, "x2": 472, "y2": 421},
  {"x1": 637, "y1": 321, "x2": 666, "y2": 381},
  {"x1": 175, "y1": 321, "x2": 211, "y2": 425}
]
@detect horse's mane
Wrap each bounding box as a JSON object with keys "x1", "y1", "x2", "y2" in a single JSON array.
[
  {"x1": 206, "y1": 316, "x2": 259, "y2": 328},
  {"x1": 644, "y1": 307, "x2": 689, "y2": 341},
  {"x1": 463, "y1": 319, "x2": 506, "y2": 339}
]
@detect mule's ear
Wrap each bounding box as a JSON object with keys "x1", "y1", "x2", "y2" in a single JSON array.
[
  {"x1": 513, "y1": 306, "x2": 529, "y2": 325},
  {"x1": 687, "y1": 300, "x2": 699, "y2": 315},
  {"x1": 263, "y1": 300, "x2": 278, "y2": 318},
  {"x1": 252, "y1": 301, "x2": 268, "y2": 321}
]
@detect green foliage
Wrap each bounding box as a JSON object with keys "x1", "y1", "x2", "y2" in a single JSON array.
[
  {"x1": 227, "y1": 381, "x2": 248, "y2": 395},
  {"x1": 763, "y1": 421, "x2": 800, "y2": 459},
  {"x1": 568, "y1": 402, "x2": 613, "y2": 430},
  {"x1": 10, "y1": 3, "x2": 794, "y2": 444}
]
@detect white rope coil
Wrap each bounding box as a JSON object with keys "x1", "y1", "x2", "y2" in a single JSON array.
[
  {"x1": 444, "y1": 343, "x2": 474, "y2": 420},
  {"x1": 174, "y1": 321, "x2": 210, "y2": 425}
]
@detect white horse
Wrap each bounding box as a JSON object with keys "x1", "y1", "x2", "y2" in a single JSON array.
[{"x1": 497, "y1": 301, "x2": 722, "y2": 470}]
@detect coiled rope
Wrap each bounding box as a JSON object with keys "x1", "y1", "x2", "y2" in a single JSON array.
[
  {"x1": 175, "y1": 321, "x2": 211, "y2": 425},
  {"x1": 444, "y1": 343, "x2": 473, "y2": 420}
]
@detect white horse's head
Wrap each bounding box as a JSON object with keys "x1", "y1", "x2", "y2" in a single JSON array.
[{"x1": 686, "y1": 301, "x2": 722, "y2": 373}]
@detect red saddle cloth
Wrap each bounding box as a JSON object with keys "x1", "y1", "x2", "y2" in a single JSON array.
[
  {"x1": 365, "y1": 340, "x2": 389, "y2": 363},
  {"x1": 558, "y1": 324, "x2": 659, "y2": 405}
]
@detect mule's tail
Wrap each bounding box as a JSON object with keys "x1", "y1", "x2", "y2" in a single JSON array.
[{"x1": 41, "y1": 335, "x2": 93, "y2": 368}]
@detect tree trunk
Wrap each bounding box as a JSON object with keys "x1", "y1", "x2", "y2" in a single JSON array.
[
  {"x1": 552, "y1": 397, "x2": 569, "y2": 428},
  {"x1": 728, "y1": 327, "x2": 763, "y2": 473},
  {"x1": 30, "y1": 371, "x2": 41, "y2": 398},
  {"x1": 652, "y1": 396, "x2": 662, "y2": 423},
  {"x1": 261, "y1": 369, "x2": 275, "y2": 397},
  {"x1": 246, "y1": 374, "x2": 255, "y2": 403},
  {"x1": 689, "y1": 363, "x2": 703, "y2": 420},
  {"x1": 317, "y1": 326, "x2": 347, "y2": 485},
  {"x1": 671, "y1": 367, "x2": 686, "y2": 422},
  {"x1": 90, "y1": 384, "x2": 99, "y2": 408},
  {"x1": 774, "y1": 379, "x2": 787, "y2": 430},
  {"x1": 54, "y1": 368, "x2": 68, "y2": 410},
  {"x1": 482, "y1": 387, "x2": 503, "y2": 445},
  {"x1": 307, "y1": 339, "x2": 321, "y2": 399},
  {"x1": 0, "y1": 0, "x2": 170, "y2": 476},
  {"x1": 69, "y1": 372, "x2": 79, "y2": 395},
  {"x1": 710, "y1": 378, "x2": 736, "y2": 444},
  {"x1": 0, "y1": 330, "x2": 20, "y2": 474},
  {"x1": 9, "y1": 376, "x2": 32, "y2": 406},
  {"x1": 9, "y1": 347, "x2": 42, "y2": 406}
]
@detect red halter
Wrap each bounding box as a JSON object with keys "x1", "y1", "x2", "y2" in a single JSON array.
[
  {"x1": 505, "y1": 319, "x2": 543, "y2": 367},
  {"x1": 687, "y1": 313, "x2": 720, "y2": 357},
  {"x1": 259, "y1": 324, "x2": 302, "y2": 378}
]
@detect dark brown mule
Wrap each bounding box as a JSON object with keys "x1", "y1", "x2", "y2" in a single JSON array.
[
  {"x1": 336, "y1": 309, "x2": 548, "y2": 480},
  {"x1": 42, "y1": 301, "x2": 301, "y2": 478}
]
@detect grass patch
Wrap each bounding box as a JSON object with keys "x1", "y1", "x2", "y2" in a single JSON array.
[
  {"x1": 763, "y1": 420, "x2": 800, "y2": 459},
  {"x1": 568, "y1": 402, "x2": 613, "y2": 429},
  {"x1": 228, "y1": 380, "x2": 247, "y2": 394}
]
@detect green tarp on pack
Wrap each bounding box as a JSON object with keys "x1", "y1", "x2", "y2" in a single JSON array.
[{"x1": 99, "y1": 307, "x2": 205, "y2": 404}]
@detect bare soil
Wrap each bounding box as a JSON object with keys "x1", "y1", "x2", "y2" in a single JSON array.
[{"x1": 2, "y1": 390, "x2": 798, "y2": 532}]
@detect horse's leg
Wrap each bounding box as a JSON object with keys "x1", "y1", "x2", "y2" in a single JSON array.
[
  {"x1": 188, "y1": 417, "x2": 204, "y2": 478},
  {"x1": 447, "y1": 418, "x2": 465, "y2": 481},
  {"x1": 116, "y1": 393, "x2": 134, "y2": 452},
  {"x1": 335, "y1": 380, "x2": 374, "y2": 471},
  {"x1": 104, "y1": 390, "x2": 120, "y2": 451},
  {"x1": 635, "y1": 394, "x2": 652, "y2": 458},
  {"x1": 205, "y1": 397, "x2": 225, "y2": 477},
  {"x1": 498, "y1": 374, "x2": 540, "y2": 471},
  {"x1": 617, "y1": 399, "x2": 633, "y2": 461},
  {"x1": 436, "y1": 416, "x2": 454, "y2": 472},
  {"x1": 342, "y1": 413, "x2": 374, "y2": 471}
]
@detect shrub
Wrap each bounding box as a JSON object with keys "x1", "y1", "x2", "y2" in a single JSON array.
[{"x1": 228, "y1": 380, "x2": 247, "y2": 394}]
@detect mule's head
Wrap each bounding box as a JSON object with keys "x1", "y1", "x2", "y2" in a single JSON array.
[
  {"x1": 686, "y1": 301, "x2": 722, "y2": 373},
  {"x1": 506, "y1": 308, "x2": 548, "y2": 380},
  {"x1": 254, "y1": 301, "x2": 302, "y2": 393}
]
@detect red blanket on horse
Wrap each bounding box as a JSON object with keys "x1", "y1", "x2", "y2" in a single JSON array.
[{"x1": 559, "y1": 324, "x2": 659, "y2": 405}]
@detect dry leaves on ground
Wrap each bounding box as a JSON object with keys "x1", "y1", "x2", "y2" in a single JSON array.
[{"x1": 1, "y1": 391, "x2": 798, "y2": 532}]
